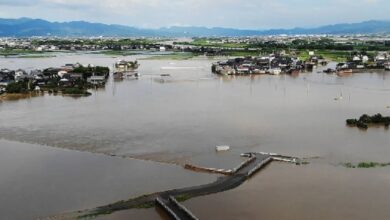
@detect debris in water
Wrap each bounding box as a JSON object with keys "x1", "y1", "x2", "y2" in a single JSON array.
[{"x1": 216, "y1": 145, "x2": 230, "y2": 152}]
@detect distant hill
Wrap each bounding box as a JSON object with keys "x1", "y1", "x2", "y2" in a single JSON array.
[
  {"x1": 1, "y1": 18, "x2": 390, "y2": 37},
  {"x1": 0, "y1": 18, "x2": 157, "y2": 37}
]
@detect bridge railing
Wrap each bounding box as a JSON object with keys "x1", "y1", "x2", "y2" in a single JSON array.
[
  {"x1": 169, "y1": 196, "x2": 199, "y2": 220},
  {"x1": 231, "y1": 156, "x2": 256, "y2": 173},
  {"x1": 155, "y1": 197, "x2": 181, "y2": 220},
  {"x1": 247, "y1": 157, "x2": 273, "y2": 177}
]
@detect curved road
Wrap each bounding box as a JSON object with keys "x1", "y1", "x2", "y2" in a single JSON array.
[{"x1": 80, "y1": 153, "x2": 277, "y2": 219}]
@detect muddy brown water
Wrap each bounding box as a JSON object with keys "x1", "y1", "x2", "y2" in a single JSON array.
[
  {"x1": 0, "y1": 53, "x2": 389, "y2": 219},
  {"x1": 185, "y1": 161, "x2": 390, "y2": 220},
  {"x1": 0, "y1": 139, "x2": 217, "y2": 220}
]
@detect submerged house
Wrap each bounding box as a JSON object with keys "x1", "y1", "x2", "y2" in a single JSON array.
[
  {"x1": 0, "y1": 69, "x2": 15, "y2": 86},
  {"x1": 212, "y1": 54, "x2": 303, "y2": 76},
  {"x1": 337, "y1": 51, "x2": 390, "y2": 71},
  {"x1": 14, "y1": 69, "x2": 29, "y2": 82},
  {"x1": 69, "y1": 73, "x2": 83, "y2": 81},
  {"x1": 87, "y1": 75, "x2": 106, "y2": 85},
  {"x1": 115, "y1": 60, "x2": 139, "y2": 72}
]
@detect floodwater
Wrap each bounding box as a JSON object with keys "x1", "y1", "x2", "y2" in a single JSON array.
[
  {"x1": 94, "y1": 208, "x2": 170, "y2": 220},
  {"x1": 185, "y1": 161, "x2": 390, "y2": 220},
  {"x1": 0, "y1": 139, "x2": 216, "y2": 220},
  {"x1": 0, "y1": 53, "x2": 390, "y2": 219}
]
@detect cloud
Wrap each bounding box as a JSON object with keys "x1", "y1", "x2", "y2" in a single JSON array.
[{"x1": 0, "y1": 0, "x2": 39, "y2": 6}]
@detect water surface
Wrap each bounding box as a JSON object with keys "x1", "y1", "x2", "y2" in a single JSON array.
[
  {"x1": 185, "y1": 161, "x2": 390, "y2": 220},
  {"x1": 0, "y1": 139, "x2": 216, "y2": 219},
  {"x1": 0, "y1": 54, "x2": 389, "y2": 219}
]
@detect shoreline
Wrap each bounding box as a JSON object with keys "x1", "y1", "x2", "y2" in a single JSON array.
[
  {"x1": 0, "y1": 92, "x2": 42, "y2": 101},
  {"x1": 0, "y1": 91, "x2": 91, "y2": 101}
]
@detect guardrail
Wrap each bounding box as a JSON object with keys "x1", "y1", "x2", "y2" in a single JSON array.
[
  {"x1": 155, "y1": 197, "x2": 181, "y2": 220},
  {"x1": 169, "y1": 196, "x2": 199, "y2": 220},
  {"x1": 272, "y1": 157, "x2": 299, "y2": 164},
  {"x1": 184, "y1": 164, "x2": 233, "y2": 175},
  {"x1": 247, "y1": 157, "x2": 273, "y2": 177},
  {"x1": 231, "y1": 156, "x2": 256, "y2": 173},
  {"x1": 184, "y1": 154, "x2": 257, "y2": 175}
]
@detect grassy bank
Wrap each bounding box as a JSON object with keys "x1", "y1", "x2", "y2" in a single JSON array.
[
  {"x1": 17, "y1": 54, "x2": 57, "y2": 58},
  {"x1": 0, "y1": 90, "x2": 90, "y2": 101},
  {"x1": 297, "y1": 50, "x2": 351, "y2": 62},
  {"x1": 0, "y1": 92, "x2": 43, "y2": 101},
  {"x1": 94, "y1": 50, "x2": 144, "y2": 56},
  {"x1": 182, "y1": 39, "x2": 247, "y2": 48},
  {"x1": 0, "y1": 49, "x2": 59, "y2": 58},
  {"x1": 77, "y1": 194, "x2": 157, "y2": 219},
  {"x1": 62, "y1": 88, "x2": 92, "y2": 96},
  {"x1": 220, "y1": 50, "x2": 262, "y2": 57},
  {"x1": 0, "y1": 49, "x2": 44, "y2": 56},
  {"x1": 343, "y1": 162, "x2": 390, "y2": 168},
  {"x1": 142, "y1": 52, "x2": 196, "y2": 60}
]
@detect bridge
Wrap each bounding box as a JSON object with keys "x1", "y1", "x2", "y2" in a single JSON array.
[
  {"x1": 155, "y1": 152, "x2": 298, "y2": 220},
  {"x1": 78, "y1": 152, "x2": 300, "y2": 219}
]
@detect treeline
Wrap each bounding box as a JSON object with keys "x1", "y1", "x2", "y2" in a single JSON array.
[
  {"x1": 31, "y1": 38, "x2": 159, "y2": 47},
  {"x1": 5, "y1": 81, "x2": 31, "y2": 93},
  {"x1": 249, "y1": 39, "x2": 390, "y2": 51},
  {"x1": 346, "y1": 113, "x2": 390, "y2": 129},
  {"x1": 73, "y1": 66, "x2": 109, "y2": 79},
  {"x1": 182, "y1": 38, "x2": 390, "y2": 52}
]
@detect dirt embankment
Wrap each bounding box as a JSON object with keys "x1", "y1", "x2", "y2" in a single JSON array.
[{"x1": 0, "y1": 93, "x2": 43, "y2": 101}]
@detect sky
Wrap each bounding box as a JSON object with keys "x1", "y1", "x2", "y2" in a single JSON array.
[{"x1": 0, "y1": 0, "x2": 388, "y2": 29}]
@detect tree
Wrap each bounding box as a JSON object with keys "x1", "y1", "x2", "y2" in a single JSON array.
[{"x1": 6, "y1": 81, "x2": 29, "y2": 93}]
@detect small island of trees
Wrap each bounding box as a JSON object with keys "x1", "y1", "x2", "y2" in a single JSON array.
[{"x1": 346, "y1": 113, "x2": 390, "y2": 129}]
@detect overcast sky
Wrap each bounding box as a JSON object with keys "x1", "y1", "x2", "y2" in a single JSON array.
[{"x1": 0, "y1": 0, "x2": 388, "y2": 29}]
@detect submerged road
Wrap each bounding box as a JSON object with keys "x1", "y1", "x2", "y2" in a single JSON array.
[
  {"x1": 155, "y1": 153, "x2": 272, "y2": 220},
  {"x1": 80, "y1": 153, "x2": 296, "y2": 219},
  {"x1": 159, "y1": 153, "x2": 272, "y2": 199}
]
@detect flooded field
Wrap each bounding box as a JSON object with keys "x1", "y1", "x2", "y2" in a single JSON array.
[{"x1": 0, "y1": 53, "x2": 389, "y2": 219}]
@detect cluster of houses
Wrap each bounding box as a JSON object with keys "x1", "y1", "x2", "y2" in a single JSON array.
[
  {"x1": 1, "y1": 68, "x2": 41, "y2": 85},
  {"x1": 33, "y1": 43, "x2": 171, "y2": 52},
  {"x1": 0, "y1": 63, "x2": 109, "y2": 94},
  {"x1": 336, "y1": 52, "x2": 390, "y2": 73},
  {"x1": 0, "y1": 68, "x2": 48, "y2": 93},
  {"x1": 0, "y1": 37, "x2": 172, "y2": 53},
  {"x1": 50, "y1": 63, "x2": 108, "y2": 86},
  {"x1": 211, "y1": 54, "x2": 309, "y2": 76}
]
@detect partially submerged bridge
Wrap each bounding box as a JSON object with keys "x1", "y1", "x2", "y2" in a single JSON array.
[
  {"x1": 77, "y1": 152, "x2": 300, "y2": 220},
  {"x1": 155, "y1": 152, "x2": 299, "y2": 220}
]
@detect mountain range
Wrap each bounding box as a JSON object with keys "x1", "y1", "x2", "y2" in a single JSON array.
[{"x1": 1, "y1": 18, "x2": 390, "y2": 37}]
